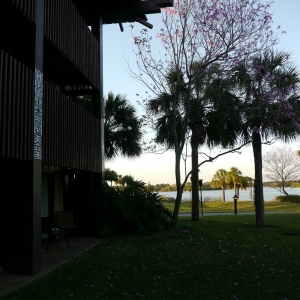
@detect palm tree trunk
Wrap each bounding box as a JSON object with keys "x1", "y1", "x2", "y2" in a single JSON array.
[
  {"x1": 222, "y1": 187, "x2": 225, "y2": 201},
  {"x1": 191, "y1": 139, "x2": 199, "y2": 221},
  {"x1": 249, "y1": 187, "x2": 253, "y2": 201},
  {"x1": 172, "y1": 149, "x2": 183, "y2": 229},
  {"x1": 252, "y1": 132, "x2": 264, "y2": 227}
]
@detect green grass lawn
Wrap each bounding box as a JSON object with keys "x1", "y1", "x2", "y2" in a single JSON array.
[
  {"x1": 3, "y1": 213, "x2": 300, "y2": 300},
  {"x1": 163, "y1": 200, "x2": 300, "y2": 213}
]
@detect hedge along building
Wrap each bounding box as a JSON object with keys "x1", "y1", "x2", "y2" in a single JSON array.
[{"x1": 0, "y1": 0, "x2": 173, "y2": 275}]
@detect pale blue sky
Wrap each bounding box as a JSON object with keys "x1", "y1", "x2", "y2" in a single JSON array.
[{"x1": 103, "y1": 0, "x2": 300, "y2": 185}]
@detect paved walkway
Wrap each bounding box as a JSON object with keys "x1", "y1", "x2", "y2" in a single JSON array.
[
  {"x1": 178, "y1": 212, "x2": 296, "y2": 217},
  {"x1": 0, "y1": 236, "x2": 102, "y2": 297},
  {"x1": 179, "y1": 212, "x2": 255, "y2": 216}
]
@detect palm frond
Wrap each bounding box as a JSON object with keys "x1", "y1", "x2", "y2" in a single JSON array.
[{"x1": 104, "y1": 92, "x2": 143, "y2": 160}]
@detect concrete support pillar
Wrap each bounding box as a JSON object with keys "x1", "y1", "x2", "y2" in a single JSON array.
[
  {"x1": 89, "y1": 16, "x2": 106, "y2": 236},
  {"x1": 2, "y1": 0, "x2": 44, "y2": 275},
  {"x1": 91, "y1": 16, "x2": 105, "y2": 180}
]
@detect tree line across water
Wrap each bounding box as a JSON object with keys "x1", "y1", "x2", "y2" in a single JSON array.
[
  {"x1": 144, "y1": 180, "x2": 300, "y2": 192},
  {"x1": 105, "y1": 163, "x2": 300, "y2": 193},
  {"x1": 105, "y1": 166, "x2": 253, "y2": 196}
]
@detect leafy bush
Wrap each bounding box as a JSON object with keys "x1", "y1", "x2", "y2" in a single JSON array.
[
  {"x1": 100, "y1": 179, "x2": 172, "y2": 237},
  {"x1": 276, "y1": 195, "x2": 300, "y2": 203},
  {"x1": 160, "y1": 196, "x2": 175, "y2": 202},
  {"x1": 204, "y1": 196, "x2": 213, "y2": 202}
]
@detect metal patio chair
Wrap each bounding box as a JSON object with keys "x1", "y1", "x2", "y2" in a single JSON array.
[
  {"x1": 55, "y1": 211, "x2": 78, "y2": 250},
  {"x1": 41, "y1": 217, "x2": 61, "y2": 254}
]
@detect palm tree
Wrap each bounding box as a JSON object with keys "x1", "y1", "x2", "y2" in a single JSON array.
[
  {"x1": 119, "y1": 175, "x2": 135, "y2": 186},
  {"x1": 240, "y1": 176, "x2": 254, "y2": 201},
  {"x1": 148, "y1": 67, "x2": 243, "y2": 223},
  {"x1": 240, "y1": 176, "x2": 254, "y2": 189},
  {"x1": 116, "y1": 174, "x2": 123, "y2": 186},
  {"x1": 211, "y1": 169, "x2": 228, "y2": 201},
  {"x1": 73, "y1": 93, "x2": 142, "y2": 160},
  {"x1": 226, "y1": 167, "x2": 243, "y2": 195},
  {"x1": 104, "y1": 168, "x2": 118, "y2": 186},
  {"x1": 104, "y1": 92, "x2": 143, "y2": 160},
  {"x1": 233, "y1": 50, "x2": 300, "y2": 226},
  {"x1": 148, "y1": 68, "x2": 211, "y2": 222},
  {"x1": 147, "y1": 68, "x2": 188, "y2": 228}
]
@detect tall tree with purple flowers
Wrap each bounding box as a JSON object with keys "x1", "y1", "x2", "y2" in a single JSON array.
[{"x1": 130, "y1": 0, "x2": 281, "y2": 228}]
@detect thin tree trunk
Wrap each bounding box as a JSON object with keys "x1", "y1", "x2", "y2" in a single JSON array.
[
  {"x1": 191, "y1": 139, "x2": 199, "y2": 221},
  {"x1": 252, "y1": 132, "x2": 264, "y2": 227},
  {"x1": 282, "y1": 187, "x2": 289, "y2": 196}
]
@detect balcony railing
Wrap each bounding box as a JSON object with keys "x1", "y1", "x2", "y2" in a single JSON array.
[
  {"x1": 43, "y1": 82, "x2": 101, "y2": 173},
  {"x1": 0, "y1": 49, "x2": 34, "y2": 160},
  {"x1": 44, "y1": 0, "x2": 100, "y2": 89},
  {"x1": 9, "y1": 0, "x2": 36, "y2": 23},
  {"x1": 9, "y1": 0, "x2": 100, "y2": 89}
]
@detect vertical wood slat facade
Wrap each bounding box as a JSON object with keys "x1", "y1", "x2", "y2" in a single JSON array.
[
  {"x1": 0, "y1": 49, "x2": 101, "y2": 173},
  {"x1": 0, "y1": 49, "x2": 34, "y2": 160},
  {"x1": 43, "y1": 82, "x2": 101, "y2": 173},
  {"x1": 9, "y1": 0, "x2": 36, "y2": 23},
  {"x1": 44, "y1": 0, "x2": 100, "y2": 89},
  {"x1": 9, "y1": 0, "x2": 99, "y2": 89}
]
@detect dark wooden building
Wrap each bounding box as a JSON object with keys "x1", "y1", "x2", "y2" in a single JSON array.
[{"x1": 0, "y1": 0, "x2": 172, "y2": 275}]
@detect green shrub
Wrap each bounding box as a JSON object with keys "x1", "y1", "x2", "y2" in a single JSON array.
[
  {"x1": 100, "y1": 179, "x2": 172, "y2": 237},
  {"x1": 276, "y1": 195, "x2": 300, "y2": 203},
  {"x1": 160, "y1": 196, "x2": 176, "y2": 202}
]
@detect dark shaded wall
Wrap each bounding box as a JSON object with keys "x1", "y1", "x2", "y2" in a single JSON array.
[{"x1": 0, "y1": 157, "x2": 41, "y2": 274}]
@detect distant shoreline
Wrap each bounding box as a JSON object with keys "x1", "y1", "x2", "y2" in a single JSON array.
[{"x1": 159, "y1": 187, "x2": 300, "y2": 202}]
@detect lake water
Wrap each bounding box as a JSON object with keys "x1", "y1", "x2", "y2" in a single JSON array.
[{"x1": 159, "y1": 187, "x2": 300, "y2": 202}]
